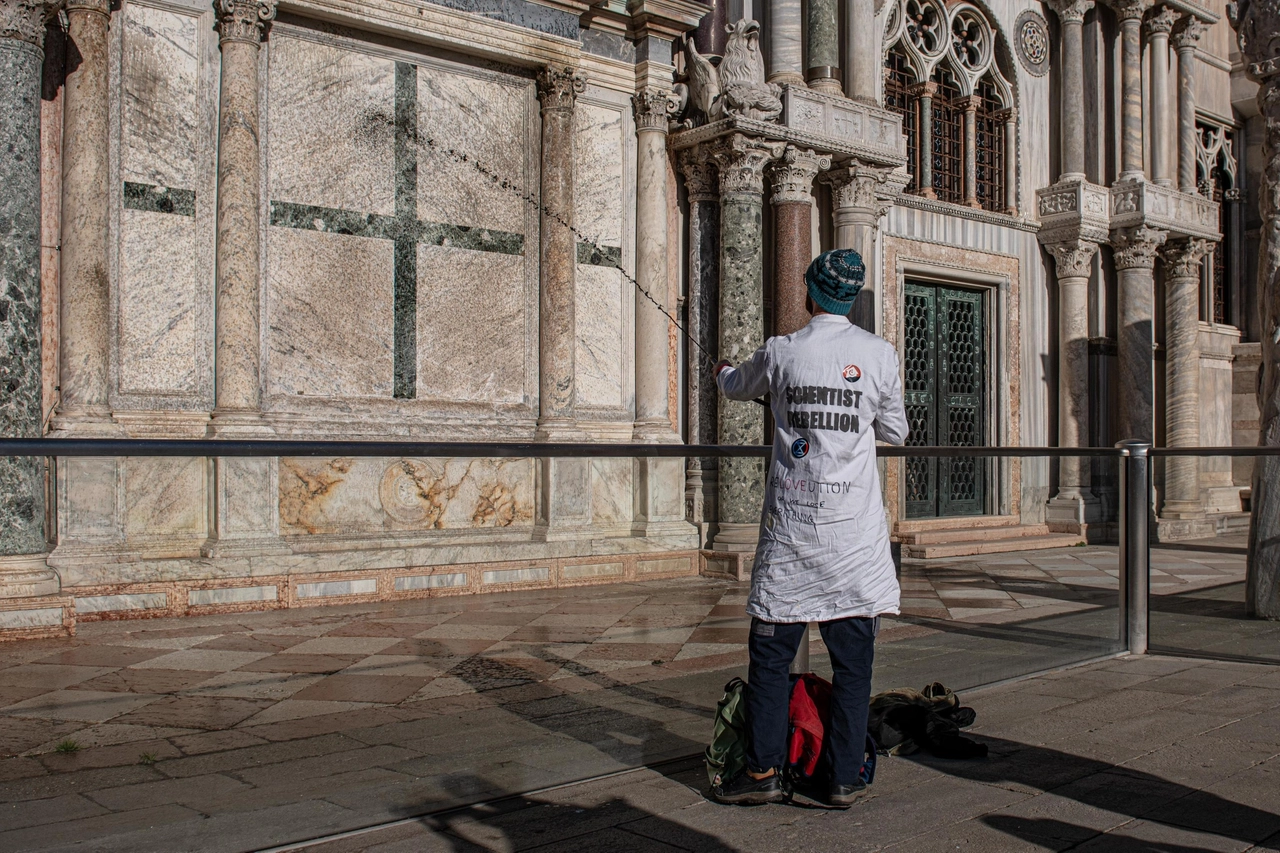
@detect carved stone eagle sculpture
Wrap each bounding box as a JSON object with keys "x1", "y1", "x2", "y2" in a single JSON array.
[{"x1": 674, "y1": 20, "x2": 783, "y2": 128}]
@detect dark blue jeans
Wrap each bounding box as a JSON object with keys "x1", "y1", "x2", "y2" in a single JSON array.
[{"x1": 745, "y1": 616, "x2": 878, "y2": 785}]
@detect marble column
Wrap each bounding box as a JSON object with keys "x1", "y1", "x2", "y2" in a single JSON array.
[
  {"x1": 0, "y1": 0, "x2": 62, "y2": 598},
  {"x1": 1160, "y1": 238, "x2": 1211, "y2": 515},
  {"x1": 632, "y1": 89, "x2": 677, "y2": 441},
  {"x1": 534, "y1": 66, "x2": 589, "y2": 540},
  {"x1": 1173, "y1": 18, "x2": 1206, "y2": 193},
  {"x1": 767, "y1": 0, "x2": 804, "y2": 85},
  {"x1": 1115, "y1": 0, "x2": 1150, "y2": 181},
  {"x1": 1146, "y1": 7, "x2": 1177, "y2": 187},
  {"x1": 806, "y1": 0, "x2": 840, "y2": 93},
  {"x1": 1046, "y1": 240, "x2": 1100, "y2": 527},
  {"x1": 910, "y1": 82, "x2": 937, "y2": 198},
  {"x1": 56, "y1": 0, "x2": 112, "y2": 428},
  {"x1": 679, "y1": 150, "x2": 720, "y2": 540},
  {"x1": 959, "y1": 95, "x2": 980, "y2": 207},
  {"x1": 843, "y1": 0, "x2": 877, "y2": 104},
  {"x1": 824, "y1": 163, "x2": 891, "y2": 331},
  {"x1": 1112, "y1": 225, "x2": 1167, "y2": 442},
  {"x1": 771, "y1": 147, "x2": 829, "y2": 336},
  {"x1": 1000, "y1": 107, "x2": 1018, "y2": 214},
  {"x1": 205, "y1": 0, "x2": 284, "y2": 557},
  {"x1": 710, "y1": 134, "x2": 784, "y2": 551},
  {"x1": 1049, "y1": 0, "x2": 1092, "y2": 180},
  {"x1": 536, "y1": 66, "x2": 586, "y2": 437}
]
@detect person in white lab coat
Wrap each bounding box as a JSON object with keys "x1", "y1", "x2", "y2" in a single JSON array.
[{"x1": 710, "y1": 248, "x2": 909, "y2": 807}]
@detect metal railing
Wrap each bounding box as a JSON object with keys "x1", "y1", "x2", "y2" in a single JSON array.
[{"x1": 2, "y1": 437, "x2": 1277, "y2": 660}]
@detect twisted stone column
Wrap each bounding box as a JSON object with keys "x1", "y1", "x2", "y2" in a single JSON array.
[
  {"x1": 1046, "y1": 240, "x2": 1099, "y2": 526},
  {"x1": 844, "y1": 0, "x2": 877, "y2": 104},
  {"x1": 710, "y1": 134, "x2": 783, "y2": 550},
  {"x1": 536, "y1": 66, "x2": 586, "y2": 438},
  {"x1": 1160, "y1": 238, "x2": 1211, "y2": 515},
  {"x1": 56, "y1": 0, "x2": 112, "y2": 428},
  {"x1": 632, "y1": 89, "x2": 677, "y2": 441},
  {"x1": 1112, "y1": 225, "x2": 1167, "y2": 443},
  {"x1": 806, "y1": 0, "x2": 840, "y2": 93},
  {"x1": 767, "y1": 0, "x2": 804, "y2": 85},
  {"x1": 1147, "y1": 7, "x2": 1177, "y2": 187},
  {"x1": 1049, "y1": 0, "x2": 1092, "y2": 180},
  {"x1": 1115, "y1": 0, "x2": 1150, "y2": 181},
  {"x1": 771, "y1": 147, "x2": 829, "y2": 336},
  {"x1": 0, "y1": 0, "x2": 62, "y2": 596},
  {"x1": 212, "y1": 0, "x2": 275, "y2": 421},
  {"x1": 910, "y1": 82, "x2": 937, "y2": 198},
  {"x1": 1173, "y1": 18, "x2": 1206, "y2": 193},
  {"x1": 680, "y1": 150, "x2": 720, "y2": 537}
]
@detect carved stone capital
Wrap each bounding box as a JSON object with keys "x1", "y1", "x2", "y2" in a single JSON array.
[
  {"x1": 997, "y1": 107, "x2": 1018, "y2": 122},
  {"x1": 1048, "y1": 0, "x2": 1093, "y2": 25},
  {"x1": 1230, "y1": 0, "x2": 1280, "y2": 80},
  {"x1": 907, "y1": 81, "x2": 938, "y2": 98},
  {"x1": 214, "y1": 0, "x2": 276, "y2": 45},
  {"x1": 956, "y1": 94, "x2": 982, "y2": 113},
  {"x1": 1172, "y1": 15, "x2": 1207, "y2": 50},
  {"x1": 823, "y1": 164, "x2": 894, "y2": 211},
  {"x1": 1049, "y1": 239, "x2": 1100, "y2": 278},
  {"x1": 0, "y1": 0, "x2": 62, "y2": 47},
  {"x1": 708, "y1": 134, "x2": 786, "y2": 196},
  {"x1": 1112, "y1": 0, "x2": 1151, "y2": 23},
  {"x1": 632, "y1": 87, "x2": 677, "y2": 132},
  {"x1": 1145, "y1": 6, "x2": 1178, "y2": 36},
  {"x1": 1111, "y1": 225, "x2": 1168, "y2": 269},
  {"x1": 537, "y1": 66, "x2": 587, "y2": 112},
  {"x1": 770, "y1": 147, "x2": 831, "y2": 205},
  {"x1": 1159, "y1": 237, "x2": 1211, "y2": 278},
  {"x1": 678, "y1": 147, "x2": 718, "y2": 202}
]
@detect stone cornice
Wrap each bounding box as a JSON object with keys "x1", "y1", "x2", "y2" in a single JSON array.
[
  {"x1": 215, "y1": 0, "x2": 277, "y2": 45},
  {"x1": 0, "y1": 0, "x2": 61, "y2": 47},
  {"x1": 896, "y1": 192, "x2": 1042, "y2": 232},
  {"x1": 626, "y1": 0, "x2": 707, "y2": 40},
  {"x1": 1109, "y1": 178, "x2": 1220, "y2": 241}
]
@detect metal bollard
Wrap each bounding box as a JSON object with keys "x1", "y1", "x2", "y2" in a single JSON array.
[
  {"x1": 790, "y1": 624, "x2": 811, "y2": 674},
  {"x1": 1117, "y1": 440, "x2": 1151, "y2": 655}
]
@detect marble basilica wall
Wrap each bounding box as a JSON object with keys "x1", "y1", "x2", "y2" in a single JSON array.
[{"x1": 36, "y1": 0, "x2": 697, "y2": 625}]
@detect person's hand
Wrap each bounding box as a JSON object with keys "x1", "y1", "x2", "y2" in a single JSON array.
[{"x1": 714, "y1": 360, "x2": 732, "y2": 377}]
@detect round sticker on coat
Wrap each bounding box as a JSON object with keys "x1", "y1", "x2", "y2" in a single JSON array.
[
  {"x1": 790, "y1": 438, "x2": 809, "y2": 458},
  {"x1": 842, "y1": 364, "x2": 862, "y2": 382}
]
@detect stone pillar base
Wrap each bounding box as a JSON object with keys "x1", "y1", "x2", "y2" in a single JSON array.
[
  {"x1": 533, "y1": 456, "x2": 592, "y2": 542},
  {"x1": 700, "y1": 549, "x2": 754, "y2": 581},
  {"x1": 712, "y1": 521, "x2": 760, "y2": 552},
  {"x1": 633, "y1": 457, "x2": 693, "y2": 537},
  {"x1": 203, "y1": 413, "x2": 289, "y2": 558},
  {"x1": 0, "y1": 554, "x2": 61, "y2": 598},
  {"x1": 1153, "y1": 514, "x2": 1216, "y2": 542},
  {"x1": 0, "y1": 593, "x2": 75, "y2": 641},
  {"x1": 1045, "y1": 493, "x2": 1103, "y2": 535}
]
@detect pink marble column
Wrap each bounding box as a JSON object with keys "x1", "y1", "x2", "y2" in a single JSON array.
[{"x1": 770, "y1": 147, "x2": 829, "y2": 336}]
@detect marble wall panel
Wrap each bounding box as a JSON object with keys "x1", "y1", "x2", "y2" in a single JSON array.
[
  {"x1": 267, "y1": 35, "x2": 395, "y2": 216},
  {"x1": 590, "y1": 458, "x2": 632, "y2": 525},
  {"x1": 279, "y1": 456, "x2": 535, "y2": 535},
  {"x1": 115, "y1": 2, "x2": 212, "y2": 403},
  {"x1": 119, "y1": 211, "x2": 198, "y2": 394},
  {"x1": 266, "y1": 229, "x2": 395, "y2": 398},
  {"x1": 416, "y1": 63, "x2": 531, "y2": 234},
  {"x1": 576, "y1": 265, "x2": 625, "y2": 408},
  {"x1": 416, "y1": 248, "x2": 528, "y2": 405},
  {"x1": 124, "y1": 456, "x2": 205, "y2": 536}
]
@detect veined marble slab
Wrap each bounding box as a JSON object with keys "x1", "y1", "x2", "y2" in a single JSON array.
[
  {"x1": 122, "y1": 3, "x2": 198, "y2": 191},
  {"x1": 267, "y1": 35, "x2": 396, "y2": 216},
  {"x1": 119, "y1": 210, "x2": 199, "y2": 394}
]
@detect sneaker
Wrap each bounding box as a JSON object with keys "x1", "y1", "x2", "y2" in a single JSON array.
[
  {"x1": 711, "y1": 771, "x2": 786, "y2": 805},
  {"x1": 827, "y1": 780, "x2": 868, "y2": 808}
]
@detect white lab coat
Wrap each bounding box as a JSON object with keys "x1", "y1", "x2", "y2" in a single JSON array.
[{"x1": 717, "y1": 313, "x2": 909, "y2": 623}]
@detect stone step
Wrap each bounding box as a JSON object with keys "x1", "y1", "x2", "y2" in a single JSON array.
[
  {"x1": 894, "y1": 514, "x2": 1022, "y2": 535},
  {"x1": 899, "y1": 523, "x2": 1052, "y2": 545},
  {"x1": 903, "y1": 532, "x2": 1085, "y2": 559}
]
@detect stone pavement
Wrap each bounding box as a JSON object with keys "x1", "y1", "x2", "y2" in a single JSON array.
[
  {"x1": 291, "y1": 654, "x2": 1280, "y2": 853},
  {"x1": 0, "y1": 542, "x2": 1261, "y2": 851}
]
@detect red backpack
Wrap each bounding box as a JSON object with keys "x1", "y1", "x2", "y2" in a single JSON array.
[{"x1": 787, "y1": 673, "x2": 878, "y2": 784}]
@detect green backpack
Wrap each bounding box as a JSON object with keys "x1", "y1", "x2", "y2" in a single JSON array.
[{"x1": 705, "y1": 677, "x2": 748, "y2": 786}]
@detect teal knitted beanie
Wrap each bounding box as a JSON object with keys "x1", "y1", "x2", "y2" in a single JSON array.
[{"x1": 805, "y1": 249, "x2": 866, "y2": 315}]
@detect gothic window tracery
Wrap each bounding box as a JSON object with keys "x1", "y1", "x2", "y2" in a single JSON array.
[
  {"x1": 881, "y1": 0, "x2": 1016, "y2": 212},
  {"x1": 1196, "y1": 122, "x2": 1239, "y2": 326}
]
